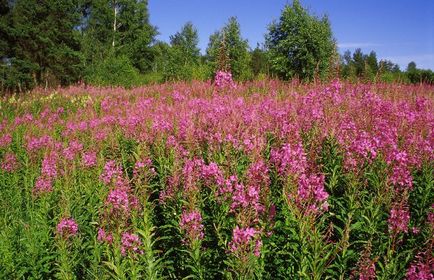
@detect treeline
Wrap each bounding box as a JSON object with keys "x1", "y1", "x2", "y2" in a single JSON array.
[
  {"x1": 340, "y1": 49, "x2": 434, "y2": 84},
  {"x1": 0, "y1": 0, "x2": 433, "y2": 92}
]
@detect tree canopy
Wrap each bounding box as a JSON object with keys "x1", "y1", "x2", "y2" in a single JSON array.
[
  {"x1": 206, "y1": 17, "x2": 252, "y2": 80},
  {"x1": 266, "y1": 0, "x2": 336, "y2": 81}
]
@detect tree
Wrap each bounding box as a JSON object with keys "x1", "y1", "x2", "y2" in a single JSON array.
[
  {"x1": 352, "y1": 48, "x2": 365, "y2": 77},
  {"x1": 250, "y1": 44, "x2": 269, "y2": 77},
  {"x1": 366, "y1": 51, "x2": 378, "y2": 75},
  {"x1": 206, "y1": 17, "x2": 252, "y2": 80},
  {"x1": 6, "y1": 0, "x2": 83, "y2": 90},
  {"x1": 0, "y1": 0, "x2": 13, "y2": 91},
  {"x1": 161, "y1": 22, "x2": 201, "y2": 81},
  {"x1": 340, "y1": 50, "x2": 354, "y2": 79},
  {"x1": 407, "y1": 61, "x2": 417, "y2": 72},
  {"x1": 82, "y1": 0, "x2": 156, "y2": 72},
  {"x1": 116, "y1": 0, "x2": 157, "y2": 72},
  {"x1": 379, "y1": 60, "x2": 399, "y2": 73},
  {"x1": 170, "y1": 22, "x2": 200, "y2": 65},
  {"x1": 266, "y1": 0, "x2": 336, "y2": 81}
]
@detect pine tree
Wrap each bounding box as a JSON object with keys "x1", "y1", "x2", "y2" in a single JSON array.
[{"x1": 7, "y1": 0, "x2": 83, "y2": 89}]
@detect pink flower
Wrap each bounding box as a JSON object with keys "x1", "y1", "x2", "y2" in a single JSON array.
[
  {"x1": 133, "y1": 159, "x2": 155, "y2": 177},
  {"x1": 41, "y1": 151, "x2": 58, "y2": 178},
  {"x1": 0, "y1": 134, "x2": 12, "y2": 148},
  {"x1": 270, "y1": 143, "x2": 307, "y2": 176},
  {"x1": 82, "y1": 151, "x2": 97, "y2": 168},
  {"x1": 246, "y1": 160, "x2": 270, "y2": 189},
  {"x1": 63, "y1": 140, "x2": 83, "y2": 161},
  {"x1": 179, "y1": 209, "x2": 204, "y2": 241},
  {"x1": 201, "y1": 162, "x2": 224, "y2": 186},
  {"x1": 389, "y1": 164, "x2": 413, "y2": 190},
  {"x1": 106, "y1": 188, "x2": 130, "y2": 214},
  {"x1": 428, "y1": 204, "x2": 434, "y2": 228},
  {"x1": 26, "y1": 135, "x2": 53, "y2": 152},
  {"x1": 121, "y1": 232, "x2": 143, "y2": 256},
  {"x1": 406, "y1": 253, "x2": 433, "y2": 280},
  {"x1": 214, "y1": 71, "x2": 236, "y2": 90},
  {"x1": 33, "y1": 176, "x2": 53, "y2": 196},
  {"x1": 99, "y1": 160, "x2": 122, "y2": 185},
  {"x1": 97, "y1": 228, "x2": 113, "y2": 244},
  {"x1": 57, "y1": 218, "x2": 78, "y2": 239},
  {"x1": 296, "y1": 173, "x2": 329, "y2": 213},
  {"x1": 358, "y1": 262, "x2": 376, "y2": 280},
  {"x1": 1, "y1": 152, "x2": 18, "y2": 172},
  {"x1": 388, "y1": 205, "x2": 410, "y2": 234},
  {"x1": 229, "y1": 226, "x2": 262, "y2": 257},
  {"x1": 230, "y1": 182, "x2": 264, "y2": 215}
]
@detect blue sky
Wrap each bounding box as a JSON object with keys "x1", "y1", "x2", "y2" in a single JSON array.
[{"x1": 149, "y1": 0, "x2": 434, "y2": 70}]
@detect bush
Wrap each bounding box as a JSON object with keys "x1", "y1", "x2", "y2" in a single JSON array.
[{"x1": 84, "y1": 55, "x2": 141, "y2": 88}]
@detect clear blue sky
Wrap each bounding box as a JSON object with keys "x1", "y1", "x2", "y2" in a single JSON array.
[{"x1": 149, "y1": 0, "x2": 434, "y2": 70}]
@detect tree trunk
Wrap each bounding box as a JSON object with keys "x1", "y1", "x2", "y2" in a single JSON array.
[{"x1": 112, "y1": 1, "x2": 117, "y2": 49}]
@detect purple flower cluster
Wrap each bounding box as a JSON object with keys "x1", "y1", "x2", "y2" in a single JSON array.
[
  {"x1": 406, "y1": 262, "x2": 433, "y2": 280},
  {"x1": 179, "y1": 209, "x2": 204, "y2": 241},
  {"x1": 231, "y1": 183, "x2": 264, "y2": 215},
  {"x1": 26, "y1": 135, "x2": 53, "y2": 152},
  {"x1": 82, "y1": 151, "x2": 97, "y2": 168},
  {"x1": 105, "y1": 188, "x2": 130, "y2": 216},
  {"x1": 406, "y1": 253, "x2": 433, "y2": 280},
  {"x1": 296, "y1": 173, "x2": 329, "y2": 213},
  {"x1": 229, "y1": 226, "x2": 262, "y2": 257},
  {"x1": 33, "y1": 176, "x2": 53, "y2": 196},
  {"x1": 388, "y1": 150, "x2": 413, "y2": 189},
  {"x1": 428, "y1": 204, "x2": 434, "y2": 229},
  {"x1": 121, "y1": 232, "x2": 143, "y2": 256},
  {"x1": 57, "y1": 218, "x2": 78, "y2": 239},
  {"x1": 201, "y1": 162, "x2": 224, "y2": 186},
  {"x1": 182, "y1": 158, "x2": 206, "y2": 193},
  {"x1": 63, "y1": 140, "x2": 83, "y2": 161},
  {"x1": 357, "y1": 262, "x2": 376, "y2": 280},
  {"x1": 99, "y1": 160, "x2": 122, "y2": 185},
  {"x1": 133, "y1": 158, "x2": 156, "y2": 178},
  {"x1": 270, "y1": 143, "x2": 307, "y2": 176},
  {"x1": 1, "y1": 152, "x2": 18, "y2": 172},
  {"x1": 0, "y1": 134, "x2": 12, "y2": 148},
  {"x1": 388, "y1": 204, "x2": 410, "y2": 234},
  {"x1": 214, "y1": 71, "x2": 236, "y2": 90},
  {"x1": 41, "y1": 151, "x2": 58, "y2": 178},
  {"x1": 97, "y1": 228, "x2": 113, "y2": 244},
  {"x1": 246, "y1": 160, "x2": 270, "y2": 189}
]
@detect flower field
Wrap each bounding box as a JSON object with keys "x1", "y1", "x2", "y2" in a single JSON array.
[{"x1": 0, "y1": 80, "x2": 433, "y2": 279}]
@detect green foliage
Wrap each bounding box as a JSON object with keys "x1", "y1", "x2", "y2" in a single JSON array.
[
  {"x1": 84, "y1": 55, "x2": 141, "y2": 87},
  {"x1": 0, "y1": 83, "x2": 433, "y2": 279},
  {"x1": 266, "y1": 0, "x2": 336, "y2": 81},
  {"x1": 1, "y1": 0, "x2": 158, "y2": 92},
  {"x1": 0, "y1": 0, "x2": 83, "y2": 91},
  {"x1": 206, "y1": 17, "x2": 252, "y2": 80},
  {"x1": 163, "y1": 22, "x2": 203, "y2": 81},
  {"x1": 406, "y1": 62, "x2": 434, "y2": 84},
  {"x1": 250, "y1": 44, "x2": 269, "y2": 77},
  {"x1": 83, "y1": 0, "x2": 157, "y2": 73},
  {"x1": 338, "y1": 48, "x2": 420, "y2": 83},
  {"x1": 170, "y1": 22, "x2": 201, "y2": 65}
]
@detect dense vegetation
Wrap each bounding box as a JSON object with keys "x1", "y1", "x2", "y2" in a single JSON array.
[
  {"x1": 1, "y1": 0, "x2": 433, "y2": 92},
  {"x1": 0, "y1": 1, "x2": 433, "y2": 279},
  {"x1": 0, "y1": 79, "x2": 433, "y2": 279}
]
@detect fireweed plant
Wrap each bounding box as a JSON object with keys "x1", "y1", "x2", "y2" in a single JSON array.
[{"x1": 0, "y1": 76, "x2": 433, "y2": 279}]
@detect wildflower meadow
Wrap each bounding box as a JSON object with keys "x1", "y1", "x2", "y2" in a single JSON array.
[{"x1": 0, "y1": 77, "x2": 433, "y2": 279}]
